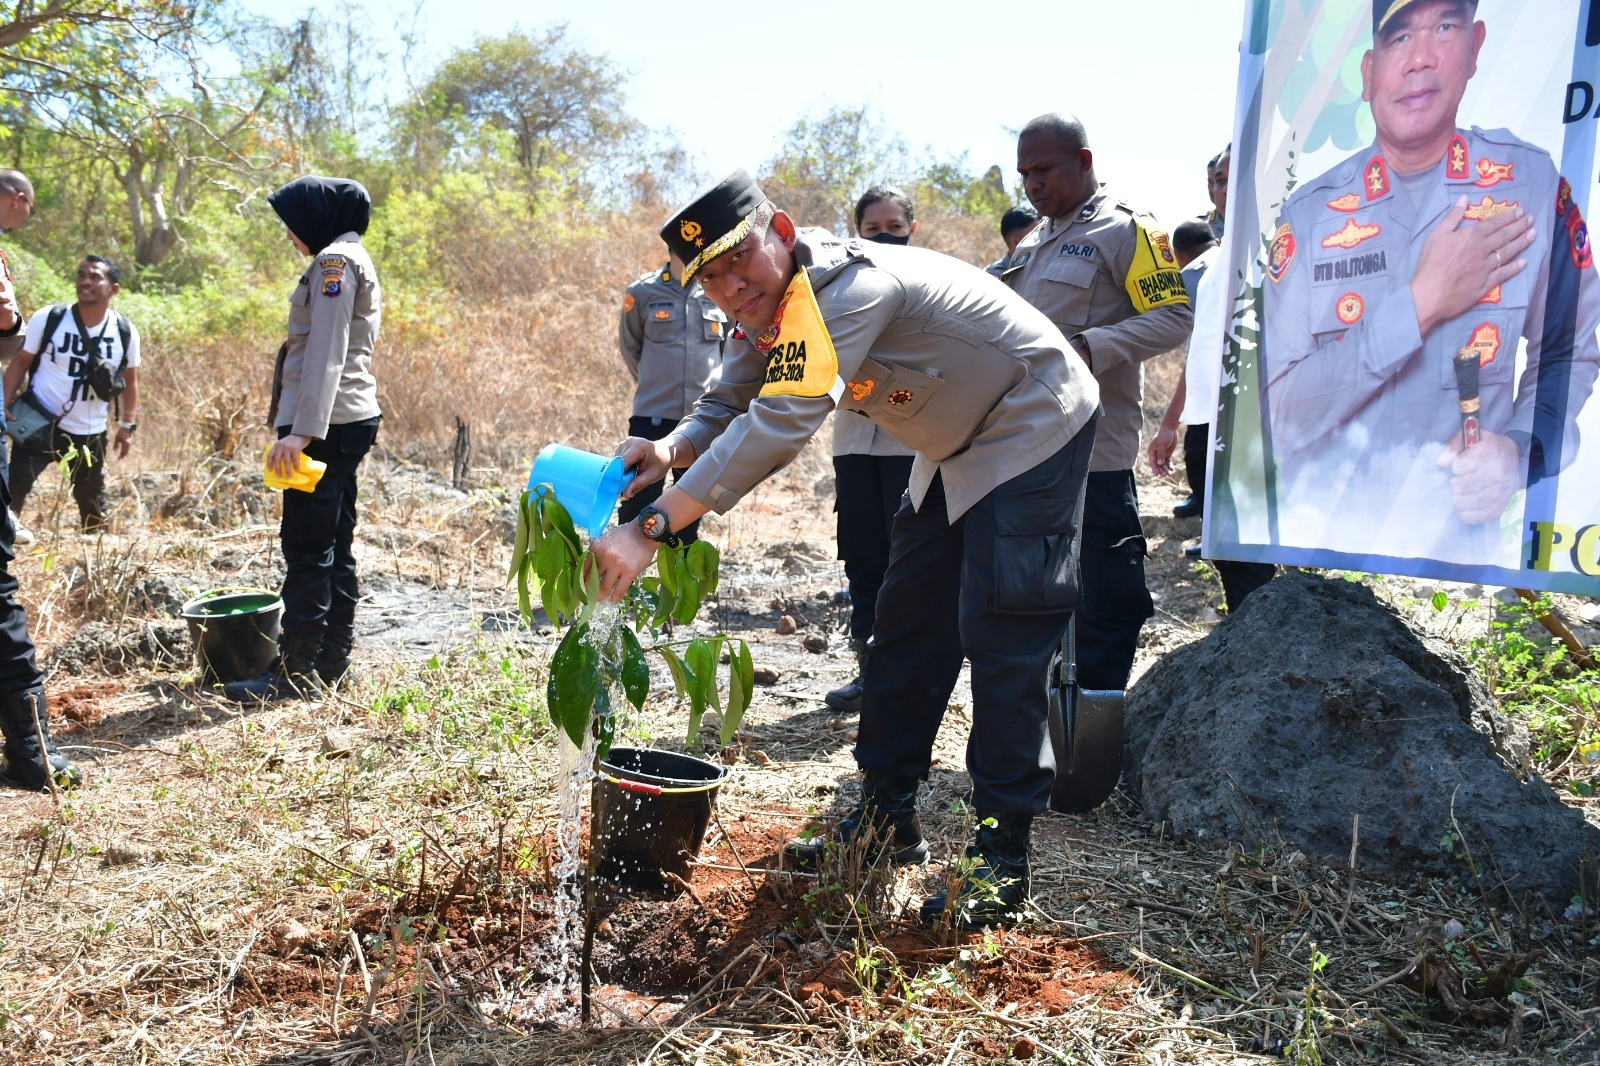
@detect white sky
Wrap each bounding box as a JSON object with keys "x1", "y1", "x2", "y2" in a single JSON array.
[{"x1": 255, "y1": 0, "x2": 1249, "y2": 230}]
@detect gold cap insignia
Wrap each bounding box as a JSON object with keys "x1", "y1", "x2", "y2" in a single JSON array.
[{"x1": 680, "y1": 220, "x2": 703, "y2": 243}]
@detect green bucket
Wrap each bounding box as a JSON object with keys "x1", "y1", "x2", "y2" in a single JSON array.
[{"x1": 180, "y1": 588, "x2": 283, "y2": 685}]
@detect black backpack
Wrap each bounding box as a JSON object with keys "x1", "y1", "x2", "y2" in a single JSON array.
[{"x1": 41, "y1": 303, "x2": 132, "y2": 410}]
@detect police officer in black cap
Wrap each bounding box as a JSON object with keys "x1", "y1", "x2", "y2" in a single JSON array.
[{"x1": 589, "y1": 170, "x2": 1102, "y2": 928}]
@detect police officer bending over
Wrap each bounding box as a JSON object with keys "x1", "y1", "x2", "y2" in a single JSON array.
[{"x1": 590, "y1": 171, "x2": 1101, "y2": 928}]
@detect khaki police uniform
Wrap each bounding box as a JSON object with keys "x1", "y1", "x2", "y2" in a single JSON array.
[
  {"x1": 1263, "y1": 127, "x2": 1600, "y2": 565},
  {"x1": 275, "y1": 234, "x2": 381, "y2": 439},
  {"x1": 273, "y1": 232, "x2": 382, "y2": 665},
  {"x1": 674, "y1": 230, "x2": 1101, "y2": 814},
  {"x1": 1004, "y1": 186, "x2": 1193, "y2": 689},
  {"x1": 616, "y1": 263, "x2": 726, "y2": 539}
]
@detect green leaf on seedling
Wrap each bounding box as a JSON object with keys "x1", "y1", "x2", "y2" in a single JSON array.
[
  {"x1": 507, "y1": 500, "x2": 531, "y2": 586},
  {"x1": 722, "y1": 640, "x2": 754, "y2": 746},
  {"x1": 544, "y1": 495, "x2": 580, "y2": 556},
  {"x1": 686, "y1": 539, "x2": 717, "y2": 580},
  {"x1": 581, "y1": 550, "x2": 601, "y2": 605},
  {"x1": 657, "y1": 545, "x2": 679, "y2": 596},
  {"x1": 1431, "y1": 590, "x2": 1448, "y2": 611},
  {"x1": 619, "y1": 625, "x2": 650, "y2": 712},
  {"x1": 687, "y1": 638, "x2": 719, "y2": 712},
  {"x1": 674, "y1": 574, "x2": 702, "y2": 625},
  {"x1": 547, "y1": 622, "x2": 599, "y2": 749},
  {"x1": 517, "y1": 562, "x2": 533, "y2": 622},
  {"x1": 658, "y1": 644, "x2": 692, "y2": 700}
]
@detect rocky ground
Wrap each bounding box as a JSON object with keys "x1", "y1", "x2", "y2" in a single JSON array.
[{"x1": 2, "y1": 439, "x2": 1598, "y2": 1065}]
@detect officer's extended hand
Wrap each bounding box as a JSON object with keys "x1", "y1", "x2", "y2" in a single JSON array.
[
  {"x1": 1435, "y1": 429, "x2": 1521, "y2": 526},
  {"x1": 589, "y1": 519, "x2": 656, "y2": 602},
  {"x1": 1412, "y1": 197, "x2": 1536, "y2": 338},
  {"x1": 616, "y1": 436, "x2": 674, "y2": 499},
  {"x1": 1149, "y1": 424, "x2": 1179, "y2": 478}
]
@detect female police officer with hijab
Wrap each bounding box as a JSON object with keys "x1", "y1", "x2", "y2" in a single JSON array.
[{"x1": 227, "y1": 176, "x2": 382, "y2": 701}]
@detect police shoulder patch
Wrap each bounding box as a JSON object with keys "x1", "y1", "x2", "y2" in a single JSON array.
[
  {"x1": 1267, "y1": 223, "x2": 1296, "y2": 284},
  {"x1": 622, "y1": 293, "x2": 636, "y2": 312},
  {"x1": 1124, "y1": 217, "x2": 1188, "y2": 313},
  {"x1": 1567, "y1": 204, "x2": 1592, "y2": 270}
]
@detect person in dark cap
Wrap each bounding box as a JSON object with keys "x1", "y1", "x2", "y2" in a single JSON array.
[
  {"x1": 227, "y1": 176, "x2": 383, "y2": 701},
  {"x1": 1262, "y1": 0, "x2": 1600, "y2": 566},
  {"x1": 590, "y1": 169, "x2": 1102, "y2": 930}
]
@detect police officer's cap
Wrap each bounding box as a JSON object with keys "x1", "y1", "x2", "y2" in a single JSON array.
[
  {"x1": 661, "y1": 169, "x2": 767, "y2": 286},
  {"x1": 1375, "y1": 0, "x2": 1477, "y2": 35}
]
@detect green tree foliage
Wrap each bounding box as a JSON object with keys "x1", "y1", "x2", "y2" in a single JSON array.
[
  {"x1": 761, "y1": 106, "x2": 912, "y2": 234},
  {"x1": 396, "y1": 24, "x2": 637, "y2": 202}
]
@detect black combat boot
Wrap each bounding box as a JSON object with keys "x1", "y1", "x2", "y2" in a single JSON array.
[
  {"x1": 314, "y1": 625, "x2": 354, "y2": 687},
  {"x1": 823, "y1": 638, "x2": 869, "y2": 714},
  {"x1": 1, "y1": 688, "x2": 81, "y2": 790},
  {"x1": 224, "y1": 633, "x2": 324, "y2": 702},
  {"x1": 920, "y1": 812, "x2": 1032, "y2": 930},
  {"x1": 785, "y1": 771, "x2": 930, "y2": 871}
]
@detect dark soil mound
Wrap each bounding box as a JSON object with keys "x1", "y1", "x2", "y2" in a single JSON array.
[{"x1": 1124, "y1": 570, "x2": 1598, "y2": 907}]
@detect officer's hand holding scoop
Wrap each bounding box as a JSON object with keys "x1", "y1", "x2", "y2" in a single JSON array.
[{"x1": 589, "y1": 435, "x2": 708, "y2": 602}]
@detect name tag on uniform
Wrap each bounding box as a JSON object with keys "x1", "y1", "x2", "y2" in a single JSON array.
[{"x1": 756, "y1": 268, "x2": 839, "y2": 399}]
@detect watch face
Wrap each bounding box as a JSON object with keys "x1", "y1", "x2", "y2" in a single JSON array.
[{"x1": 640, "y1": 509, "x2": 667, "y2": 540}]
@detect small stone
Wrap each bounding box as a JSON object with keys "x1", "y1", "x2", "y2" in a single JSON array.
[
  {"x1": 827, "y1": 717, "x2": 847, "y2": 731},
  {"x1": 321, "y1": 730, "x2": 358, "y2": 757},
  {"x1": 802, "y1": 635, "x2": 829, "y2": 653},
  {"x1": 267, "y1": 918, "x2": 314, "y2": 956},
  {"x1": 1014, "y1": 1036, "x2": 1036, "y2": 1059},
  {"x1": 1442, "y1": 918, "x2": 1465, "y2": 941},
  {"x1": 775, "y1": 615, "x2": 798, "y2": 636},
  {"x1": 750, "y1": 750, "x2": 773, "y2": 766},
  {"x1": 102, "y1": 843, "x2": 152, "y2": 867},
  {"x1": 753, "y1": 667, "x2": 781, "y2": 685}
]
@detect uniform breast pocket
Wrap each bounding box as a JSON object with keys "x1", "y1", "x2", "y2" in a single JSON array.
[
  {"x1": 643, "y1": 302, "x2": 681, "y2": 341},
  {"x1": 1040, "y1": 255, "x2": 1098, "y2": 329},
  {"x1": 699, "y1": 303, "x2": 727, "y2": 342},
  {"x1": 1436, "y1": 309, "x2": 1520, "y2": 390},
  {"x1": 846, "y1": 357, "x2": 944, "y2": 419}
]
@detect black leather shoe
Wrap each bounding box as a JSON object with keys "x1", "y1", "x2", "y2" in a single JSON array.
[
  {"x1": 225, "y1": 634, "x2": 324, "y2": 703},
  {"x1": 0, "y1": 689, "x2": 81, "y2": 790},
  {"x1": 1184, "y1": 542, "x2": 1203, "y2": 560},
  {"x1": 785, "y1": 773, "x2": 930, "y2": 871},
  {"x1": 823, "y1": 675, "x2": 862, "y2": 713},
  {"x1": 920, "y1": 813, "x2": 1032, "y2": 930},
  {"x1": 1173, "y1": 496, "x2": 1203, "y2": 519}
]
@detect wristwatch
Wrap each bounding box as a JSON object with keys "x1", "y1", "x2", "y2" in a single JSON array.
[
  {"x1": 117, "y1": 421, "x2": 138, "y2": 433},
  {"x1": 636, "y1": 504, "x2": 677, "y2": 544}
]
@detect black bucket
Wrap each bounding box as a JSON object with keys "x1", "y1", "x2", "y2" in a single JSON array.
[
  {"x1": 180, "y1": 589, "x2": 283, "y2": 685},
  {"x1": 591, "y1": 747, "x2": 728, "y2": 892}
]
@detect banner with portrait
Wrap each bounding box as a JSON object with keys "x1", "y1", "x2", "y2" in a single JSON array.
[{"x1": 1207, "y1": 0, "x2": 1600, "y2": 596}]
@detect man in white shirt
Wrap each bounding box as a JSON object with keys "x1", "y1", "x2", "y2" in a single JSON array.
[{"x1": 3, "y1": 255, "x2": 140, "y2": 532}]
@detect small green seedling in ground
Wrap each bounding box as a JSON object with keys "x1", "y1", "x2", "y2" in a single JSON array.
[{"x1": 506, "y1": 485, "x2": 754, "y2": 758}]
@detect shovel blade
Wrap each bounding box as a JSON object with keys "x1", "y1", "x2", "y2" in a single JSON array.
[{"x1": 1047, "y1": 668, "x2": 1125, "y2": 814}]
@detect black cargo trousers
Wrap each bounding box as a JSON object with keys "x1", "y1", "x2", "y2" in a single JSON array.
[
  {"x1": 0, "y1": 431, "x2": 43, "y2": 698},
  {"x1": 853, "y1": 412, "x2": 1098, "y2": 816}
]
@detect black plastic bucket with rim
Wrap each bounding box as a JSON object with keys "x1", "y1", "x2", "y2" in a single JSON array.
[
  {"x1": 591, "y1": 746, "x2": 728, "y2": 892},
  {"x1": 180, "y1": 589, "x2": 283, "y2": 685}
]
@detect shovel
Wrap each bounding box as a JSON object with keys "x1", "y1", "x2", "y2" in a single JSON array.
[{"x1": 1046, "y1": 615, "x2": 1125, "y2": 813}]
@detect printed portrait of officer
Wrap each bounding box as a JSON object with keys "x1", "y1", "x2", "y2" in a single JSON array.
[{"x1": 1260, "y1": 0, "x2": 1600, "y2": 567}]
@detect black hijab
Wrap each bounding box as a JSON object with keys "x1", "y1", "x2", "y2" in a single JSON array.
[{"x1": 268, "y1": 175, "x2": 372, "y2": 255}]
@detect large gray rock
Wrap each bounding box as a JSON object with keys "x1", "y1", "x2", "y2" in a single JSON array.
[{"x1": 1125, "y1": 570, "x2": 1598, "y2": 906}]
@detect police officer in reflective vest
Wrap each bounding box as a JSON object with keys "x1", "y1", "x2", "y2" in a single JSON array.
[
  {"x1": 1005, "y1": 113, "x2": 1194, "y2": 691},
  {"x1": 616, "y1": 255, "x2": 726, "y2": 543},
  {"x1": 591, "y1": 170, "x2": 1101, "y2": 929},
  {"x1": 1262, "y1": 0, "x2": 1600, "y2": 565}
]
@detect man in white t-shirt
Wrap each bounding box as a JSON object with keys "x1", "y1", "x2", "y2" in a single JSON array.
[{"x1": 2, "y1": 255, "x2": 141, "y2": 532}]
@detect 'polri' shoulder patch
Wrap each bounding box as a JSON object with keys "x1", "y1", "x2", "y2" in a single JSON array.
[{"x1": 1268, "y1": 224, "x2": 1296, "y2": 284}]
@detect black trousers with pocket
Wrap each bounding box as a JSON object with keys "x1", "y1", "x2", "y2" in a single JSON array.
[
  {"x1": 9, "y1": 427, "x2": 108, "y2": 531},
  {"x1": 279, "y1": 419, "x2": 379, "y2": 653},
  {"x1": 1075, "y1": 470, "x2": 1156, "y2": 691},
  {"x1": 0, "y1": 431, "x2": 42, "y2": 697},
  {"x1": 853, "y1": 416, "x2": 1097, "y2": 816}
]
